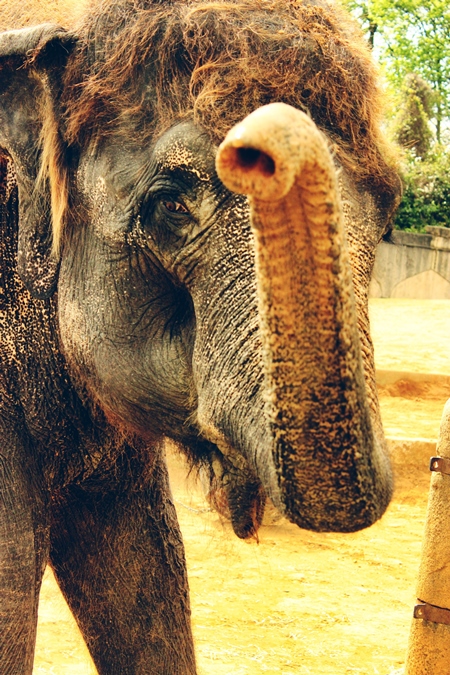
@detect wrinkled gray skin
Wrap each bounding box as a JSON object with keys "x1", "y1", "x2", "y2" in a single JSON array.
[{"x1": 0, "y1": 21, "x2": 394, "y2": 675}]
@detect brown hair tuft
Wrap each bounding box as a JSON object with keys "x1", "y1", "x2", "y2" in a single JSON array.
[{"x1": 61, "y1": 0, "x2": 400, "y2": 217}]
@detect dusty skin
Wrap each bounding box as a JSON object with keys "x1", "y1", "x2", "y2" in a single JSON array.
[{"x1": 33, "y1": 299, "x2": 450, "y2": 675}]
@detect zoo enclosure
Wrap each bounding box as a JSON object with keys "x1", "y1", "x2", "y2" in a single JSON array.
[{"x1": 370, "y1": 227, "x2": 450, "y2": 299}]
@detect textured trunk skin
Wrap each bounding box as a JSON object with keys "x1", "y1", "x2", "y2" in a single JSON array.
[{"x1": 217, "y1": 103, "x2": 392, "y2": 531}]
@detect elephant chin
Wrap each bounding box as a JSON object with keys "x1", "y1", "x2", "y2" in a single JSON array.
[
  {"x1": 203, "y1": 472, "x2": 266, "y2": 540},
  {"x1": 216, "y1": 103, "x2": 393, "y2": 532},
  {"x1": 198, "y1": 448, "x2": 267, "y2": 540}
]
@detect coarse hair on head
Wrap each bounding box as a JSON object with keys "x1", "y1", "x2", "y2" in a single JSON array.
[{"x1": 51, "y1": 0, "x2": 400, "y2": 250}]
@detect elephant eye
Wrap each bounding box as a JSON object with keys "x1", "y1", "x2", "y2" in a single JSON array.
[{"x1": 161, "y1": 199, "x2": 190, "y2": 216}]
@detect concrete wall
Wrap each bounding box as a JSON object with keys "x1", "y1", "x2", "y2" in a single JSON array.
[{"x1": 369, "y1": 226, "x2": 450, "y2": 299}]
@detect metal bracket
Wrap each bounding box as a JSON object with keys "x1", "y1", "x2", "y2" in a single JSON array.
[
  {"x1": 430, "y1": 456, "x2": 450, "y2": 476},
  {"x1": 414, "y1": 602, "x2": 450, "y2": 626}
]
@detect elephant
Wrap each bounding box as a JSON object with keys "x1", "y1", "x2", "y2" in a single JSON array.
[{"x1": 0, "y1": 0, "x2": 401, "y2": 673}]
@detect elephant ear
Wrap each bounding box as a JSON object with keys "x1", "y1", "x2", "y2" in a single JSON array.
[{"x1": 0, "y1": 24, "x2": 76, "y2": 299}]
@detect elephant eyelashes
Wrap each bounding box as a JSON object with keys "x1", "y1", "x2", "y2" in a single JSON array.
[
  {"x1": 162, "y1": 199, "x2": 190, "y2": 216},
  {"x1": 138, "y1": 193, "x2": 193, "y2": 237},
  {"x1": 153, "y1": 196, "x2": 194, "y2": 235}
]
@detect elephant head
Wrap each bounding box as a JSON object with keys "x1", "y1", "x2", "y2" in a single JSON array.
[{"x1": 0, "y1": 0, "x2": 401, "y2": 535}]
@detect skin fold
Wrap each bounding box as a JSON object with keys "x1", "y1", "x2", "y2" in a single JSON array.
[{"x1": 0, "y1": 2, "x2": 401, "y2": 673}]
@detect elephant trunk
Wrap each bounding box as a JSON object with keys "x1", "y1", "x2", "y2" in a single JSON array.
[{"x1": 216, "y1": 103, "x2": 392, "y2": 531}]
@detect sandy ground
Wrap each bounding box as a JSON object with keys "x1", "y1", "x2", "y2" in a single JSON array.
[{"x1": 33, "y1": 299, "x2": 450, "y2": 674}]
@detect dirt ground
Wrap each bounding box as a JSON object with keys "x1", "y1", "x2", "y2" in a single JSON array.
[{"x1": 33, "y1": 299, "x2": 450, "y2": 675}]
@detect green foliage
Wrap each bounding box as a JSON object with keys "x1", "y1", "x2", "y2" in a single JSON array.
[
  {"x1": 343, "y1": 0, "x2": 450, "y2": 141},
  {"x1": 393, "y1": 73, "x2": 434, "y2": 159},
  {"x1": 342, "y1": 0, "x2": 450, "y2": 231},
  {"x1": 394, "y1": 148, "x2": 450, "y2": 231}
]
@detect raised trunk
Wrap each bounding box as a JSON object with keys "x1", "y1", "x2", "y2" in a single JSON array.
[{"x1": 216, "y1": 103, "x2": 392, "y2": 531}]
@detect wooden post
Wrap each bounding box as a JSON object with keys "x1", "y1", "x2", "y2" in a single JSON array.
[{"x1": 405, "y1": 399, "x2": 450, "y2": 674}]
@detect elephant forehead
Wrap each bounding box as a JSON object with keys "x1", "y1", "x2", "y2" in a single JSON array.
[
  {"x1": 153, "y1": 141, "x2": 208, "y2": 181},
  {"x1": 153, "y1": 123, "x2": 215, "y2": 182}
]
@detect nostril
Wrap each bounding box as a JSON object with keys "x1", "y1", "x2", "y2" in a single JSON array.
[{"x1": 235, "y1": 147, "x2": 276, "y2": 176}]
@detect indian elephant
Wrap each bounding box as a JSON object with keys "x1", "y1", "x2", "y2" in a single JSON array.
[{"x1": 0, "y1": 0, "x2": 401, "y2": 672}]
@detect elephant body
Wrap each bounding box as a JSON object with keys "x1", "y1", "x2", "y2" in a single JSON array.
[
  {"x1": 0, "y1": 153, "x2": 196, "y2": 673},
  {"x1": 0, "y1": 1, "x2": 400, "y2": 673}
]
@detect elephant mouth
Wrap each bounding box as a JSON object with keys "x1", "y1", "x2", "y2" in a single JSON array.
[
  {"x1": 179, "y1": 430, "x2": 267, "y2": 540},
  {"x1": 200, "y1": 453, "x2": 267, "y2": 540}
]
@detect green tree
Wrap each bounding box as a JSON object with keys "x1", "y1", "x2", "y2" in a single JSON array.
[
  {"x1": 394, "y1": 148, "x2": 450, "y2": 231},
  {"x1": 344, "y1": 0, "x2": 379, "y2": 48},
  {"x1": 394, "y1": 73, "x2": 434, "y2": 158},
  {"x1": 343, "y1": 0, "x2": 450, "y2": 142}
]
